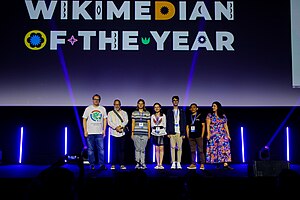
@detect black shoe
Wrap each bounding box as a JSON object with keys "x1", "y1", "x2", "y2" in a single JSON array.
[{"x1": 99, "y1": 165, "x2": 107, "y2": 170}]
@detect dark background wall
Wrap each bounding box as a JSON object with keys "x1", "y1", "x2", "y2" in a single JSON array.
[
  {"x1": 1, "y1": 1, "x2": 299, "y2": 167},
  {"x1": 0, "y1": 106, "x2": 299, "y2": 165}
]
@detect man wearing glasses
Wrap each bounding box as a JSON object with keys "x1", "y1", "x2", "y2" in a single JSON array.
[
  {"x1": 83, "y1": 94, "x2": 107, "y2": 170},
  {"x1": 107, "y1": 99, "x2": 129, "y2": 170}
]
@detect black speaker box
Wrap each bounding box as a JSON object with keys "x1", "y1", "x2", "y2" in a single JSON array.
[{"x1": 251, "y1": 160, "x2": 290, "y2": 177}]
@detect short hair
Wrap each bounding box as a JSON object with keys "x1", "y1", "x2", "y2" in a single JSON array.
[
  {"x1": 114, "y1": 99, "x2": 121, "y2": 105},
  {"x1": 189, "y1": 103, "x2": 198, "y2": 108},
  {"x1": 136, "y1": 98, "x2": 146, "y2": 111},
  {"x1": 172, "y1": 96, "x2": 179, "y2": 101},
  {"x1": 92, "y1": 94, "x2": 101, "y2": 100}
]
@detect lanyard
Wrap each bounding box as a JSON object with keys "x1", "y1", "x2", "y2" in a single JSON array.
[
  {"x1": 153, "y1": 115, "x2": 162, "y2": 125},
  {"x1": 191, "y1": 113, "x2": 197, "y2": 125},
  {"x1": 139, "y1": 111, "x2": 144, "y2": 121}
]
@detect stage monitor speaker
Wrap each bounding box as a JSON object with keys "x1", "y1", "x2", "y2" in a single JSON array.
[{"x1": 252, "y1": 160, "x2": 290, "y2": 177}]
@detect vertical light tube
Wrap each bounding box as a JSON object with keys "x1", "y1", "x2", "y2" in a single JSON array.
[
  {"x1": 241, "y1": 127, "x2": 245, "y2": 163},
  {"x1": 286, "y1": 127, "x2": 290, "y2": 162},
  {"x1": 19, "y1": 127, "x2": 24, "y2": 164},
  {"x1": 65, "y1": 127, "x2": 68, "y2": 156},
  {"x1": 108, "y1": 128, "x2": 111, "y2": 163},
  {"x1": 153, "y1": 145, "x2": 155, "y2": 163}
]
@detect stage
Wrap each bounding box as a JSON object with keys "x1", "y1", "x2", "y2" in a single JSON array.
[{"x1": 1, "y1": 162, "x2": 299, "y2": 199}]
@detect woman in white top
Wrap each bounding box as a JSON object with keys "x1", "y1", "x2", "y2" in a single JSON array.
[{"x1": 151, "y1": 102, "x2": 167, "y2": 169}]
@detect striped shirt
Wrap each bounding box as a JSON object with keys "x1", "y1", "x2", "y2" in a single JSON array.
[{"x1": 132, "y1": 110, "x2": 150, "y2": 135}]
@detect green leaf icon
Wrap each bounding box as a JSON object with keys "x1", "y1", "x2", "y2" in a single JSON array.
[{"x1": 141, "y1": 37, "x2": 150, "y2": 45}]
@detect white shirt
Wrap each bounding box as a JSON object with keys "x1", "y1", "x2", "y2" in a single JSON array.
[
  {"x1": 151, "y1": 113, "x2": 167, "y2": 136},
  {"x1": 108, "y1": 109, "x2": 128, "y2": 137},
  {"x1": 82, "y1": 105, "x2": 107, "y2": 134}
]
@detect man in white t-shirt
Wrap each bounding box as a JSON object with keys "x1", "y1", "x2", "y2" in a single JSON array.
[{"x1": 83, "y1": 94, "x2": 107, "y2": 170}]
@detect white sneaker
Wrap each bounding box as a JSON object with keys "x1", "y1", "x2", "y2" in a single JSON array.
[
  {"x1": 154, "y1": 165, "x2": 159, "y2": 169},
  {"x1": 159, "y1": 165, "x2": 164, "y2": 169},
  {"x1": 135, "y1": 164, "x2": 140, "y2": 169},
  {"x1": 177, "y1": 162, "x2": 182, "y2": 169},
  {"x1": 171, "y1": 162, "x2": 176, "y2": 169},
  {"x1": 141, "y1": 164, "x2": 147, "y2": 169}
]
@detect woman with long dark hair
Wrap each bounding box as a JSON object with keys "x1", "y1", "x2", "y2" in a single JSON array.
[{"x1": 206, "y1": 101, "x2": 233, "y2": 169}]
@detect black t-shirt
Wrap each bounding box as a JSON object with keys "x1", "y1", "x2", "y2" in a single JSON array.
[{"x1": 186, "y1": 113, "x2": 205, "y2": 138}]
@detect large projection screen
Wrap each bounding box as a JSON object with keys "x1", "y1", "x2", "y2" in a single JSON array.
[
  {"x1": 291, "y1": 0, "x2": 300, "y2": 88},
  {"x1": 0, "y1": 0, "x2": 299, "y2": 106}
]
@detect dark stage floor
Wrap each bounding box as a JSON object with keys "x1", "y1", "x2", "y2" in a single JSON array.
[{"x1": 1, "y1": 163, "x2": 299, "y2": 199}]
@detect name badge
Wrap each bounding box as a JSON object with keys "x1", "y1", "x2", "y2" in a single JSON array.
[
  {"x1": 191, "y1": 126, "x2": 195, "y2": 132},
  {"x1": 155, "y1": 126, "x2": 160, "y2": 133},
  {"x1": 139, "y1": 122, "x2": 143, "y2": 127}
]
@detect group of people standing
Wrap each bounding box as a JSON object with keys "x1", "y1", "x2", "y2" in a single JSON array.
[{"x1": 82, "y1": 94, "x2": 233, "y2": 171}]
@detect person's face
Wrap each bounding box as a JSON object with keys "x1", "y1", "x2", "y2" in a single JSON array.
[
  {"x1": 212, "y1": 103, "x2": 218, "y2": 112},
  {"x1": 114, "y1": 101, "x2": 121, "y2": 110},
  {"x1": 137, "y1": 101, "x2": 144, "y2": 110},
  {"x1": 93, "y1": 96, "x2": 100, "y2": 106},
  {"x1": 154, "y1": 104, "x2": 161, "y2": 113},
  {"x1": 190, "y1": 105, "x2": 198, "y2": 113},
  {"x1": 172, "y1": 99, "x2": 179, "y2": 106}
]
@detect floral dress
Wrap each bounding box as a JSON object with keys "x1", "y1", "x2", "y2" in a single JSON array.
[{"x1": 206, "y1": 113, "x2": 232, "y2": 164}]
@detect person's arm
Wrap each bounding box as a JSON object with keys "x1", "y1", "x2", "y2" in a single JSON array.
[
  {"x1": 166, "y1": 110, "x2": 171, "y2": 135},
  {"x1": 147, "y1": 119, "x2": 151, "y2": 139},
  {"x1": 186, "y1": 124, "x2": 189, "y2": 139},
  {"x1": 224, "y1": 122, "x2": 231, "y2": 140},
  {"x1": 162, "y1": 114, "x2": 167, "y2": 129},
  {"x1": 201, "y1": 122, "x2": 205, "y2": 138},
  {"x1": 107, "y1": 112, "x2": 117, "y2": 129},
  {"x1": 83, "y1": 118, "x2": 88, "y2": 137},
  {"x1": 122, "y1": 111, "x2": 129, "y2": 127},
  {"x1": 103, "y1": 117, "x2": 107, "y2": 137},
  {"x1": 131, "y1": 119, "x2": 135, "y2": 139},
  {"x1": 206, "y1": 117, "x2": 211, "y2": 140},
  {"x1": 181, "y1": 110, "x2": 186, "y2": 138}
]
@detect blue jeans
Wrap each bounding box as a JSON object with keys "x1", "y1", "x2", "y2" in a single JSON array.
[{"x1": 87, "y1": 134, "x2": 105, "y2": 167}]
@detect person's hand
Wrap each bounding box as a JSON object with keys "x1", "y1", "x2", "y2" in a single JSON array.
[
  {"x1": 84, "y1": 131, "x2": 88, "y2": 138},
  {"x1": 207, "y1": 131, "x2": 211, "y2": 140},
  {"x1": 116, "y1": 126, "x2": 122, "y2": 132}
]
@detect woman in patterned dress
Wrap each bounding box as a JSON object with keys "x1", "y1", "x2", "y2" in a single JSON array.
[{"x1": 206, "y1": 101, "x2": 233, "y2": 169}]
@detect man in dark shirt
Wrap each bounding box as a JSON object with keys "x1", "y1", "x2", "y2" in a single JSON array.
[{"x1": 186, "y1": 103, "x2": 205, "y2": 170}]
